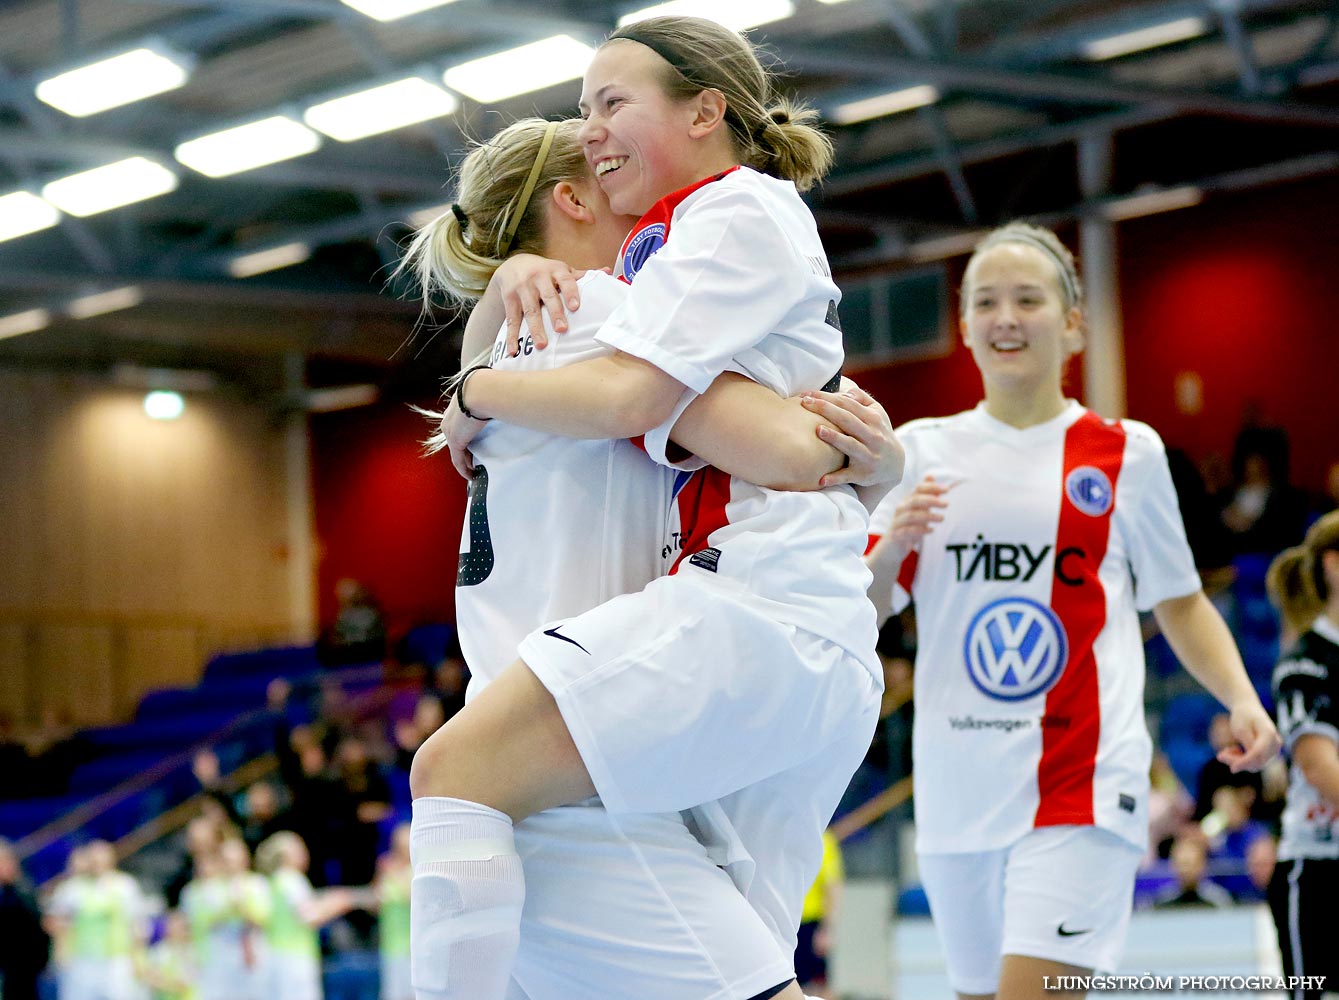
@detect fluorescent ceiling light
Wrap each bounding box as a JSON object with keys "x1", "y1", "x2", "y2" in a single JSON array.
[
  {"x1": 444, "y1": 36, "x2": 596, "y2": 103},
  {"x1": 229, "y1": 243, "x2": 312, "y2": 278},
  {"x1": 831, "y1": 84, "x2": 938, "y2": 124},
  {"x1": 41, "y1": 157, "x2": 178, "y2": 217},
  {"x1": 0, "y1": 308, "x2": 51, "y2": 340},
  {"x1": 305, "y1": 77, "x2": 458, "y2": 141},
  {"x1": 1102, "y1": 185, "x2": 1202, "y2": 221},
  {"x1": 618, "y1": 0, "x2": 794, "y2": 30},
  {"x1": 175, "y1": 116, "x2": 321, "y2": 178},
  {"x1": 144, "y1": 391, "x2": 185, "y2": 420},
  {"x1": 340, "y1": 0, "x2": 459, "y2": 21},
  {"x1": 35, "y1": 45, "x2": 191, "y2": 117},
  {"x1": 113, "y1": 364, "x2": 218, "y2": 392},
  {"x1": 68, "y1": 286, "x2": 143, "y2": 320},
  {"x1": 0, "y1": 191, "x2": 60, "y2": 242},
  {"x1": 306, "y1": 384, "x2": 380, "y2": 413},
  {"x1": 1083, "y1": 16, "x2": 1208, "y2": 60}
]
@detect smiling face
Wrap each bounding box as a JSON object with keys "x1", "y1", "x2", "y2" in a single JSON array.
[
  {"x1": 578, "y1": 40, "x2": 713, "y2": 217},
  {"x1": 960, "y1": 241, "x2": 1083, "y2": 401}
]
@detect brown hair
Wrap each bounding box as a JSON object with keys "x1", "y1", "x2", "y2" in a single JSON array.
[
  {"x1": 1268, "y1": 511, "x2": 1339, "y2": 628},
  {"x1": 608, "y1": 17, "x2": 832, "y2": 191}
]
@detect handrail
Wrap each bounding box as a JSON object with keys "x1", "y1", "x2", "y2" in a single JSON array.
[
  {"x1": 831, "y1": 774, "x2": 914, "y2": 843},
  {"x1": 13, "y1": 663, "x2": 387, "y2": 861}
]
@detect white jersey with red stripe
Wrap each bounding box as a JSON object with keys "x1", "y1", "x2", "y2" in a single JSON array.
[
  {"x1": 870, "y1": 401, "x2": 1201, "y2": 853},
  {"x1": 455, "y1": 271, "x2": 674, "y2": 688},
  {"x1": 596, "y1": 166, "x2": 878, "y2": 669}
]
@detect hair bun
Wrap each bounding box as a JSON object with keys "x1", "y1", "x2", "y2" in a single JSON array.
[{"x1": 768, "y1": 107, "x2": 791, "y2": 125}]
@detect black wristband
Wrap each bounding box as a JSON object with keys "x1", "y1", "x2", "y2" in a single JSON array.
[{"x1": 455, "y1": 364, "x2": 492, "y2": 421}]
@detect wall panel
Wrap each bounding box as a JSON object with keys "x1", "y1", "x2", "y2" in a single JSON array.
[{"x1": 0, "y1": 372, "x2": 294, "y2": 725}]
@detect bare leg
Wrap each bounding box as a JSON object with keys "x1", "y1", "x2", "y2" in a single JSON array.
[
  {"x1": 997, "y1": 954, "x2": 1090, "y2": 1000},
  {"x1": 409, "y1": 658, "x2": 594, "y2": 822}
]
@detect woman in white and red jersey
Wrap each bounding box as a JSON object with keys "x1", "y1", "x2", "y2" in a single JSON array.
[
  {"x1": 865, "y1": 222, "x2": 1280, "y2": 1000},
  {"x1": 401, "y1": 115, "x2": 895, "y2": 1000},
  {"x1": 407, "y1": 17, "x2": 897, "y2": 1000}
]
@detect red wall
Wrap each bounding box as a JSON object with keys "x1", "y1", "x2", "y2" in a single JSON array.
[
  {"x1": 1119, "y1": 175, "x2": 1339, "y2": 490},
  {"x1": 311, "y1": 396, "x2": 467, "y2": 633}
]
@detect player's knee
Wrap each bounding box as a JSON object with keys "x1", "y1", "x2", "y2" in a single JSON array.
[{"x1": 409, "y1": 724, "x2": 457, "y2": 800}]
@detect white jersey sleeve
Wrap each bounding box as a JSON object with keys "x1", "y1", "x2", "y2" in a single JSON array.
[
  {"x1": 1112, "y1": 421, "x2": 1201, "y2": 611},
  {"x1": 598, "y1": 169, "x2": 842, "y2": 401}
]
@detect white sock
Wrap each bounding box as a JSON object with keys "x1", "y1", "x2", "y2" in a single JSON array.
[{"x1": 410, "y1": 796, "x2": 524, "y2": 1000}]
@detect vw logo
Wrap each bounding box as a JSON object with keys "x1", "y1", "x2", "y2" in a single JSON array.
[
  {"x1": 963, "y1": 597, "x2": 1069, "y2": 702},
  {"x1": 621, "y1": 223, "x2": 667, "y2": 282},
  {"x1": 1065, "y1": 465, "x2": 1113, "y2": 517}
]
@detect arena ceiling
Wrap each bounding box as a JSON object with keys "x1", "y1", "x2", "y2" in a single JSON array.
[{"x1": 0, "y1": 0, "x2": 1335, "y2": 399}]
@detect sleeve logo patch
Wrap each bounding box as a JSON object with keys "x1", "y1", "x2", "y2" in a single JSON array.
[{"x1": 621, "y1": 223, "x2": 667, "y2": 282}]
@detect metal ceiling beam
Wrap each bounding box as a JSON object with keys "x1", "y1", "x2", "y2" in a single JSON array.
[
  {"x1": 785, "y1": 43, "x2": 1339, "y2": 128},
  {"x1": 826, "y1": 146, "x2": 1339, "y2": 269},
  {"x1": 1212, "y1": 0, "x2": 1265, "y2": 94}
]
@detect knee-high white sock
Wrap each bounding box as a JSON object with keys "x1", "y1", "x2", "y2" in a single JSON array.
[{"x1": 410, "y1": 796, "x2": 525, "y2": 1000}]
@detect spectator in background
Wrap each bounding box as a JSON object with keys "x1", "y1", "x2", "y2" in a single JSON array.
[
  {"x1": 44, "y1": 841, "x2": 147, "y2": 1000},
  {"x1": 142, "y1": 910, "x2": 197, "y2": 1000},
  {"x1": 1153, "y1": 831, "x2": 1233, "y2": 908},
  {"x1": 1194, "y1": 713, "x2": 1264, "y2": 820},
  {"x1": 1202, "y1": 783, "x2": 1271, "y2": 899},
  {"x1": 317, "y1": 578, "x2": 386, "y2": 667},
  {"x1": 163, "y1": 814, "x2": 226, "y2": 909},
  {"x1": 375, "y1": 825, "x2": 412, "y2": 1000},
  {"x1": 1264, "y1": 516, "x2": 1339, "y2": 1000},
  {"x1": 25, "y1": 707, "x2": 92, "y2": 796},
  {"x1": 0, "y1": 714, "x2": 34, "y2": 799},
  {"x1": 795, "y1": 830, "x2": 844, "y2": 999},
  {"x1": 1166, "y1": 448, "x2": 1233, "y2": 572},
  {"x1": 327, "y1": 736, "x2": 390, "y2": 886},
  {"x1": 191, "y1": 750, "x2": 295, "y2": 855},
  {"x1": 254, "y1": 832, "x2": 356, "y2": 1000},
  {"x1": 1222, "y1": 424, "x2": 1307, "y2": 555},
  {"x1": 269, "y1": 680, "x2": 342, "y2": 887},
  {"x1": 425, "y1": 643, "x2": 469, "y2": 724},
  {"x1": 0, "y1": 837, "x2": 49, "y2": 1000},
  {"x1": 180, "y1": 838, "x2": 271, "y2": 1000},
  {"x1": 1146, "y1": 753, "x2": 1194, "y2": 864}
]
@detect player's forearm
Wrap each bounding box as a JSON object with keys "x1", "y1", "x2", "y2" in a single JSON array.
[
  {"x1": 672, "y1": 376, "x2": 842, "y2": 490},
  {"x1": 461, "y1": 282, "x2": 504, "y2": 364},
  {"x1": 865, "y1": 533, "x2": 910, "y2": 628},
  {"x1": 1153, "y1": 591, "x2": 1258, "y2": 710},
  {"x1": 462, "y1": 353, "x2": 682, "y2": 439},
  {"x1": 1295, "y1": 736, "x2": 1339, "y2": 812}
]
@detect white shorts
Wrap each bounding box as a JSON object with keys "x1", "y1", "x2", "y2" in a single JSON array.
[
  {"x1": 518, "y1": 569, "x2": 882, "y2": 815},
  {"x1": 268, "y1": 952, "x2": 321, "y2": 1000},
  {"x1": 918, "y1": 825, "x2": 1142, "y2": 995},
  {"x1": 380, "y1": 954, "x2": 411, "y2": 1000},
  {"x1": 508, "y1": 802, "x2": 795, "y2": 1000},
  {"x1": 58, "y1": 957, "x2": 142, "y2": 1000}
]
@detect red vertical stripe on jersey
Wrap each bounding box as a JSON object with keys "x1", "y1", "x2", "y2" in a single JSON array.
[
  {"x1": 897, "y1": 551, "x2": 920, "y2": 595},
  {"x1": 669, "y1": 467, "x2": 733, "y2": 575},
  {"x1": 1034, "y1": 412, "x2": 1126, "y2": 830}
]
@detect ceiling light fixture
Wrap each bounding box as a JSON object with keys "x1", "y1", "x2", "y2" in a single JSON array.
[
  {"x1": 35, "y1": 43, "x2": 192, "y2": 117},
  {"x1": 339, "y1": 0, "x2": 460, "y2": 22},
  {"x1": 175, "y1": 116, "x2": 321, "y2": 178},
  {"x1": 41, "y1": 158, "x2": 179, "y2": 217},
  {"x1": 617, "y1": 0, "x2": 794, "y2": 30},
  {"x1": 144, "y1": 390, "x2": 185, "y2": 420},
  {"x1": 0, "y1": 308, "x2": 51, "y2": 340},
  {"x1": 830, "y1": 84, "x2": 939, "y2": 124},
  {"x1": 0, "y1": 191, "x2": 60, "y2": 242},
  {"x1": 1102, "y1": 185, "x2": 1203, "y2": 220},
  {"x1": 444, "y1": 36, "x2": 596, "y2": 103},
  {"x1": 67, "y1": 286, "x2": 144, "y2": 320},
  {"x1": 229, "y1": 243, "x2": 313, "y2": 278},
  {"x1": 305, "y1": 77, "x2": 458, "y2": 141},
  {"x1": 1082, "y1": 16, "x2": 1208, "y2": 60}
]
